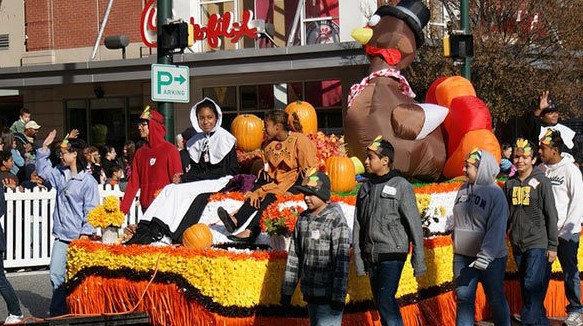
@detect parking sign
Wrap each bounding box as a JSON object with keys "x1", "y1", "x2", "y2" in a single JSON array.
[{"x1": 151, "y1": 64, "x2": 190, "y2": 103}]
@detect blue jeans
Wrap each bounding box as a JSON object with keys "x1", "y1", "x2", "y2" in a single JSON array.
[
  {"x1": 558, "y1": 234, "x2": 583, "y2": 314},
  {"x1": 513, "y1": 248, "x2": 551, "y2": 326},
  {"x1": 454, "y1": 254, "x2": 510, "y2": 326},
  {"x1": 367, "y1": 259, "x2": 405, "y2": 326},
  {"x1": 307, "y1": 303, "x2": 343, "y2": 326},
  {"x1": 0, "y1": 256, "x2": 22, "y2": 316},
  {"x1": 49, "y1": 240, "x2": 69, "y2": 316}
]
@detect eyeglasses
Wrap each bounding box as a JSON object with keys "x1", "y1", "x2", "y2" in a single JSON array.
[
  {"x1": 58, "y1": 151, "x2": 72, "y2": 158},
  {"x1": 138, "y1": 121, "x2": 149, "y2": 127}
]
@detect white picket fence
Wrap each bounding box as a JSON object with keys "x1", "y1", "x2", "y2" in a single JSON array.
[{"x1": 2, "y1": 185, "x2": 141, "y2": 269}]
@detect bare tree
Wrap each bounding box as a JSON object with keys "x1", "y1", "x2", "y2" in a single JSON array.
[{"x1": 406, "y1": 0, "x2": 583, "y2": 126}]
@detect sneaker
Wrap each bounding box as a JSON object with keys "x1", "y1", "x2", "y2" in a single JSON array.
[
  {"x1": 5, "y1": 314, "x2": 23, "y2": 324},
  {"x1": 565, "y1": 312, "x2": 583, "y2": 326},
  {"x1": 151, "y1": 235, "x2": 173, "y2": 247}
]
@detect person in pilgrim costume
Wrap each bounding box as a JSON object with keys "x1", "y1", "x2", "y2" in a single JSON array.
[{"x1": 125, "y1": 98, "x2": 239, "y2": 245}]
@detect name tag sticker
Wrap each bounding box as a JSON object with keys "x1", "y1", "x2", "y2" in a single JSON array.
[
  {"x1": 382, "y1": 185, "x2": 397, "y2": 196},
  {"x1": 311, "y1": 230, "x2": 320, "y2": 240},
  {"x1": 528, "y1": 179, "x2": 540, "y2": 189}
]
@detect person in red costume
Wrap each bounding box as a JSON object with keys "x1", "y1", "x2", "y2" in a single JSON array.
[{"x1": 120, "y1": 106, "x2": 182, "y2": 215}]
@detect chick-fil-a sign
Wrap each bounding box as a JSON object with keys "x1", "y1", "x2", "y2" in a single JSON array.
[{"x1": 140, "y1": 0, "x2": 258, "y2": 48}]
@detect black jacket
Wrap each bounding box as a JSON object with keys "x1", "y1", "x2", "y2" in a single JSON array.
[{"x1": 504, "y1": 168, "x2": 559, "y2": 252}]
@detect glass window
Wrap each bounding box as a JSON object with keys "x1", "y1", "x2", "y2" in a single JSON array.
[
  {"x1": 65, "y1": 96, "x2": 142, "y2": 150},
  {"x1": 203, "y1": 79, "x2": 343, "y2": 135},
  {"x1": 240, "y1": 84, "x2": 274, "y2": 110},
  {"x1": 66, "y1": 100, "x2": 89, "y2": 142},
  {"x1": 305, "y1": 80, "x2": 341, "y2": 108},
  {"x1": 200, "y1": 0, "x2": 236, "y2": 52}
]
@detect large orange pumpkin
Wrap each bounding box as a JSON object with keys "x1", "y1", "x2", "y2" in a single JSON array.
[
  {"x1": 182, "y1": 223, "x2": 213, "y2": 249},
  {"x1": 325, "y1": 156, "x2": 356, "y2": 193},
  {"x1": 230, "y1": 114, "x2": 264, "y2": 152},
  {"x1": 284, "y1": 101, "x2": 318, "y2": 134}
]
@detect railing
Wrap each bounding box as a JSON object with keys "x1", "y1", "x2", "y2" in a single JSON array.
[{"x1": 2, "y1": 185, "x2": 141, "y2": 269}]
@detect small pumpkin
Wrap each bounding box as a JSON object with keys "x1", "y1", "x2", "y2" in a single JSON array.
[
  {"x1": 284, "y1": 100, "x2": 318, "y2": 134},
  {"x1": 182, "y1": 223, "x2": 213, "y2": 249},
  {"x1": 325, "y1": 156, "x2": 356, "y2": 193},
  {"x1": 231, "y1": 114, "x2": 264, "y2": 152}
]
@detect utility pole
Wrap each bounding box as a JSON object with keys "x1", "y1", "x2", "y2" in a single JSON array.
[
  {"x1": 460, "y1": 0, "x2": 471, "y2": 80},
  {"x1": 157, "y1": 0, "x2": 174, "y2": 140}
]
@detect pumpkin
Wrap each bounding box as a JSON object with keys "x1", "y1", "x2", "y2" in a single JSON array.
[
  {"x1": 325, "y1": 156, "x2": 356, "y2": 193},
  {"x1": 182, "y1": 223, "x2": 213, "y2": 249},
  {"x1": 284, "y1": 100, "x2": 318, "y2": 134},
  {"x1": 231, "y1": 114, "x2": 264, "y2": 152},
  {"x1": 350, "y1": 156, "x2": 365, "y2": 175}
]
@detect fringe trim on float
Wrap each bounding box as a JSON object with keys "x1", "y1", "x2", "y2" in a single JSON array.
[
  {"x1": 66, "y1": 272, "x2": 578, "y2": 325},
  {"x1": 67, "y1": 274, "x2": 457, "y2": 326},
  {"x1": 66, "y1": 266, "x2": 453, "y2": 317}
]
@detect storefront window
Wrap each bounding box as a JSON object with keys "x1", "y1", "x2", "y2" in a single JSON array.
[{"x1": 66, "y1": 97, "x2": 142, "y2": 151}]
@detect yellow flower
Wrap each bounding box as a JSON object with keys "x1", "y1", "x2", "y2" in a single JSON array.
[
  {"x1": 103, "y1": 196, "x2": 119, "y2": 212},
  {"x1": 87, "y1": 196, "x2": 125, "y2": 228}
]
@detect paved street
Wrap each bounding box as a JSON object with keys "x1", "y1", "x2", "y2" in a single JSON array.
[{"x1": 1, "y1": 268, "x2": 52, "y2": 321}]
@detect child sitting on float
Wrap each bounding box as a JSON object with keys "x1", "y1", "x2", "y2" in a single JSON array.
[
  {"x1": 217, "y1": 110, "x2": 318, "y2": 243},
  {"x1": 125, "y1": 97, "x2": 239, "y2": 245}
]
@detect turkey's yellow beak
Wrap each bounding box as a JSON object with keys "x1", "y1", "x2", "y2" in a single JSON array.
[{"x1": 351, "y1": 27, "x2": 373, "y2": 45}]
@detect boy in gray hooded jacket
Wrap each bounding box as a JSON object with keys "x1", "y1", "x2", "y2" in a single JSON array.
[
  {"x1": 453, "y1": 148, "x2": 510, "y2": 326},
  {"x1": 353, "y1": 136, "x2": 426, "y2": 326}
]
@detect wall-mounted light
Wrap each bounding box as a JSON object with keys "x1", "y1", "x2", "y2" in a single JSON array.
[{"x1": 104, "y1": 35, "x2": 130, "y2": 59}]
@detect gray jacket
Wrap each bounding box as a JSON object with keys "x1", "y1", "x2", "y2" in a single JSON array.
[
  {"x1": 353, "y1": 170, "x2": 426, "y2": 276},
  {"x1": 453, "y1": 150, "x2": 509, "y2": 270}
]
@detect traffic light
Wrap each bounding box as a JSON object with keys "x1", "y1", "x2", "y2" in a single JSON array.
[
  {"x1": 159, "y1": 22, "x2": 190, "y2": 53},
  {"x1": 187, "y1": 23, "x2": 194, "y2": 47},
  {"x1": 444, "y1": 34, "x2": 474, "y2": 60}
]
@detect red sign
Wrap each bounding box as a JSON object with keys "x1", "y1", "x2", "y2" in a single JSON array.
[{"x1": 140, "y1": 0, "x2": 258, "y2": 48}]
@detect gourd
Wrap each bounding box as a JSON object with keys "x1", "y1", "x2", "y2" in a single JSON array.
[
  {"x1": 182, "y1": 223, "x2": 213, "y2": 249},
  {"x1": 325, "y1": 156, "x2": 356, "y2": 193},
  {"x1": 231, "y1": 114, "x2": 264, "y2": 152},
  {"x1": 284, "y1": 101, "x2": 318, "y2": 134}
]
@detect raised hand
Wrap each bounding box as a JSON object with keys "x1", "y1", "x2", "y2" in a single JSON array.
[
  {"x1": 42, "y1": 129, "x2": 57, "y2": 149},
  {"x1": 539, "y1": 90, "x2": 550, "y2": 110},
  {"x1": 66, "y1": 129, "x2": 80, "y2": 139}
]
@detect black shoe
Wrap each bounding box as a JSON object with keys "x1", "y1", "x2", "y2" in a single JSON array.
[
  {"x1": 124, "y1": 222, "x2": 164, "y2": 245},
  {"x1": 148, "y1": 221, "x2": 165, "y2": 242},
  {"x1": 227, "y1": 234, "x2": 257, "y2": 244},
  {"x1": 218, "y1": 207, "x2": 236, "y2": 233},
  {"x1": 124, "y1": 224, "x2": 149, "y2": 245}
]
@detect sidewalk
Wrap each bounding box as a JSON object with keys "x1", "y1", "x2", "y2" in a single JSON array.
[{"x1": 478, "y1": 316, "x2": 566, "y2": 325}]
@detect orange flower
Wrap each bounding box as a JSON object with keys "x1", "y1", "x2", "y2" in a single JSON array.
[{"x1": 261, "y1": 204, "x2": 304, "y2": 236}]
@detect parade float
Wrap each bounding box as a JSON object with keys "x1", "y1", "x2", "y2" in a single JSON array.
[{"x1": 64, "y1": 1, "x2": 579, "y2": 325}]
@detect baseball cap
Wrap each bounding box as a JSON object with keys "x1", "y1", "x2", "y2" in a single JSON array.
[
  {"x1": 295, "y1": 169, "x2": 331, "y2": 203},
  {"x1": 25, "y1": 120, "x2": 41, "y2": 130}
]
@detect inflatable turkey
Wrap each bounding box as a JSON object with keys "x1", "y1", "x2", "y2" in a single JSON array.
[
  {"x1": 345, "y1": 0, "x2": 500, "y2": 180},
  {"x1": 345, "y1": 0, "x2": 448, "y2": 181}
]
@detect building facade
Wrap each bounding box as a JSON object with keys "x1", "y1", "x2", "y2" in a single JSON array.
[{"x1": 0, "y1": 0, "x2": 444, "y2": 149}]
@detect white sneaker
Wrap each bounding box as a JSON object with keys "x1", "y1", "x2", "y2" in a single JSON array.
[
  {"x1": 4, "y1": 314, "x2": 23, "y2": 324},
  {"x1": 151, "y1": 235, "x2": 172, "y2": 247},
  {"x1": 565, "y1": 312, "x2": 583, "y2": 326}
]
